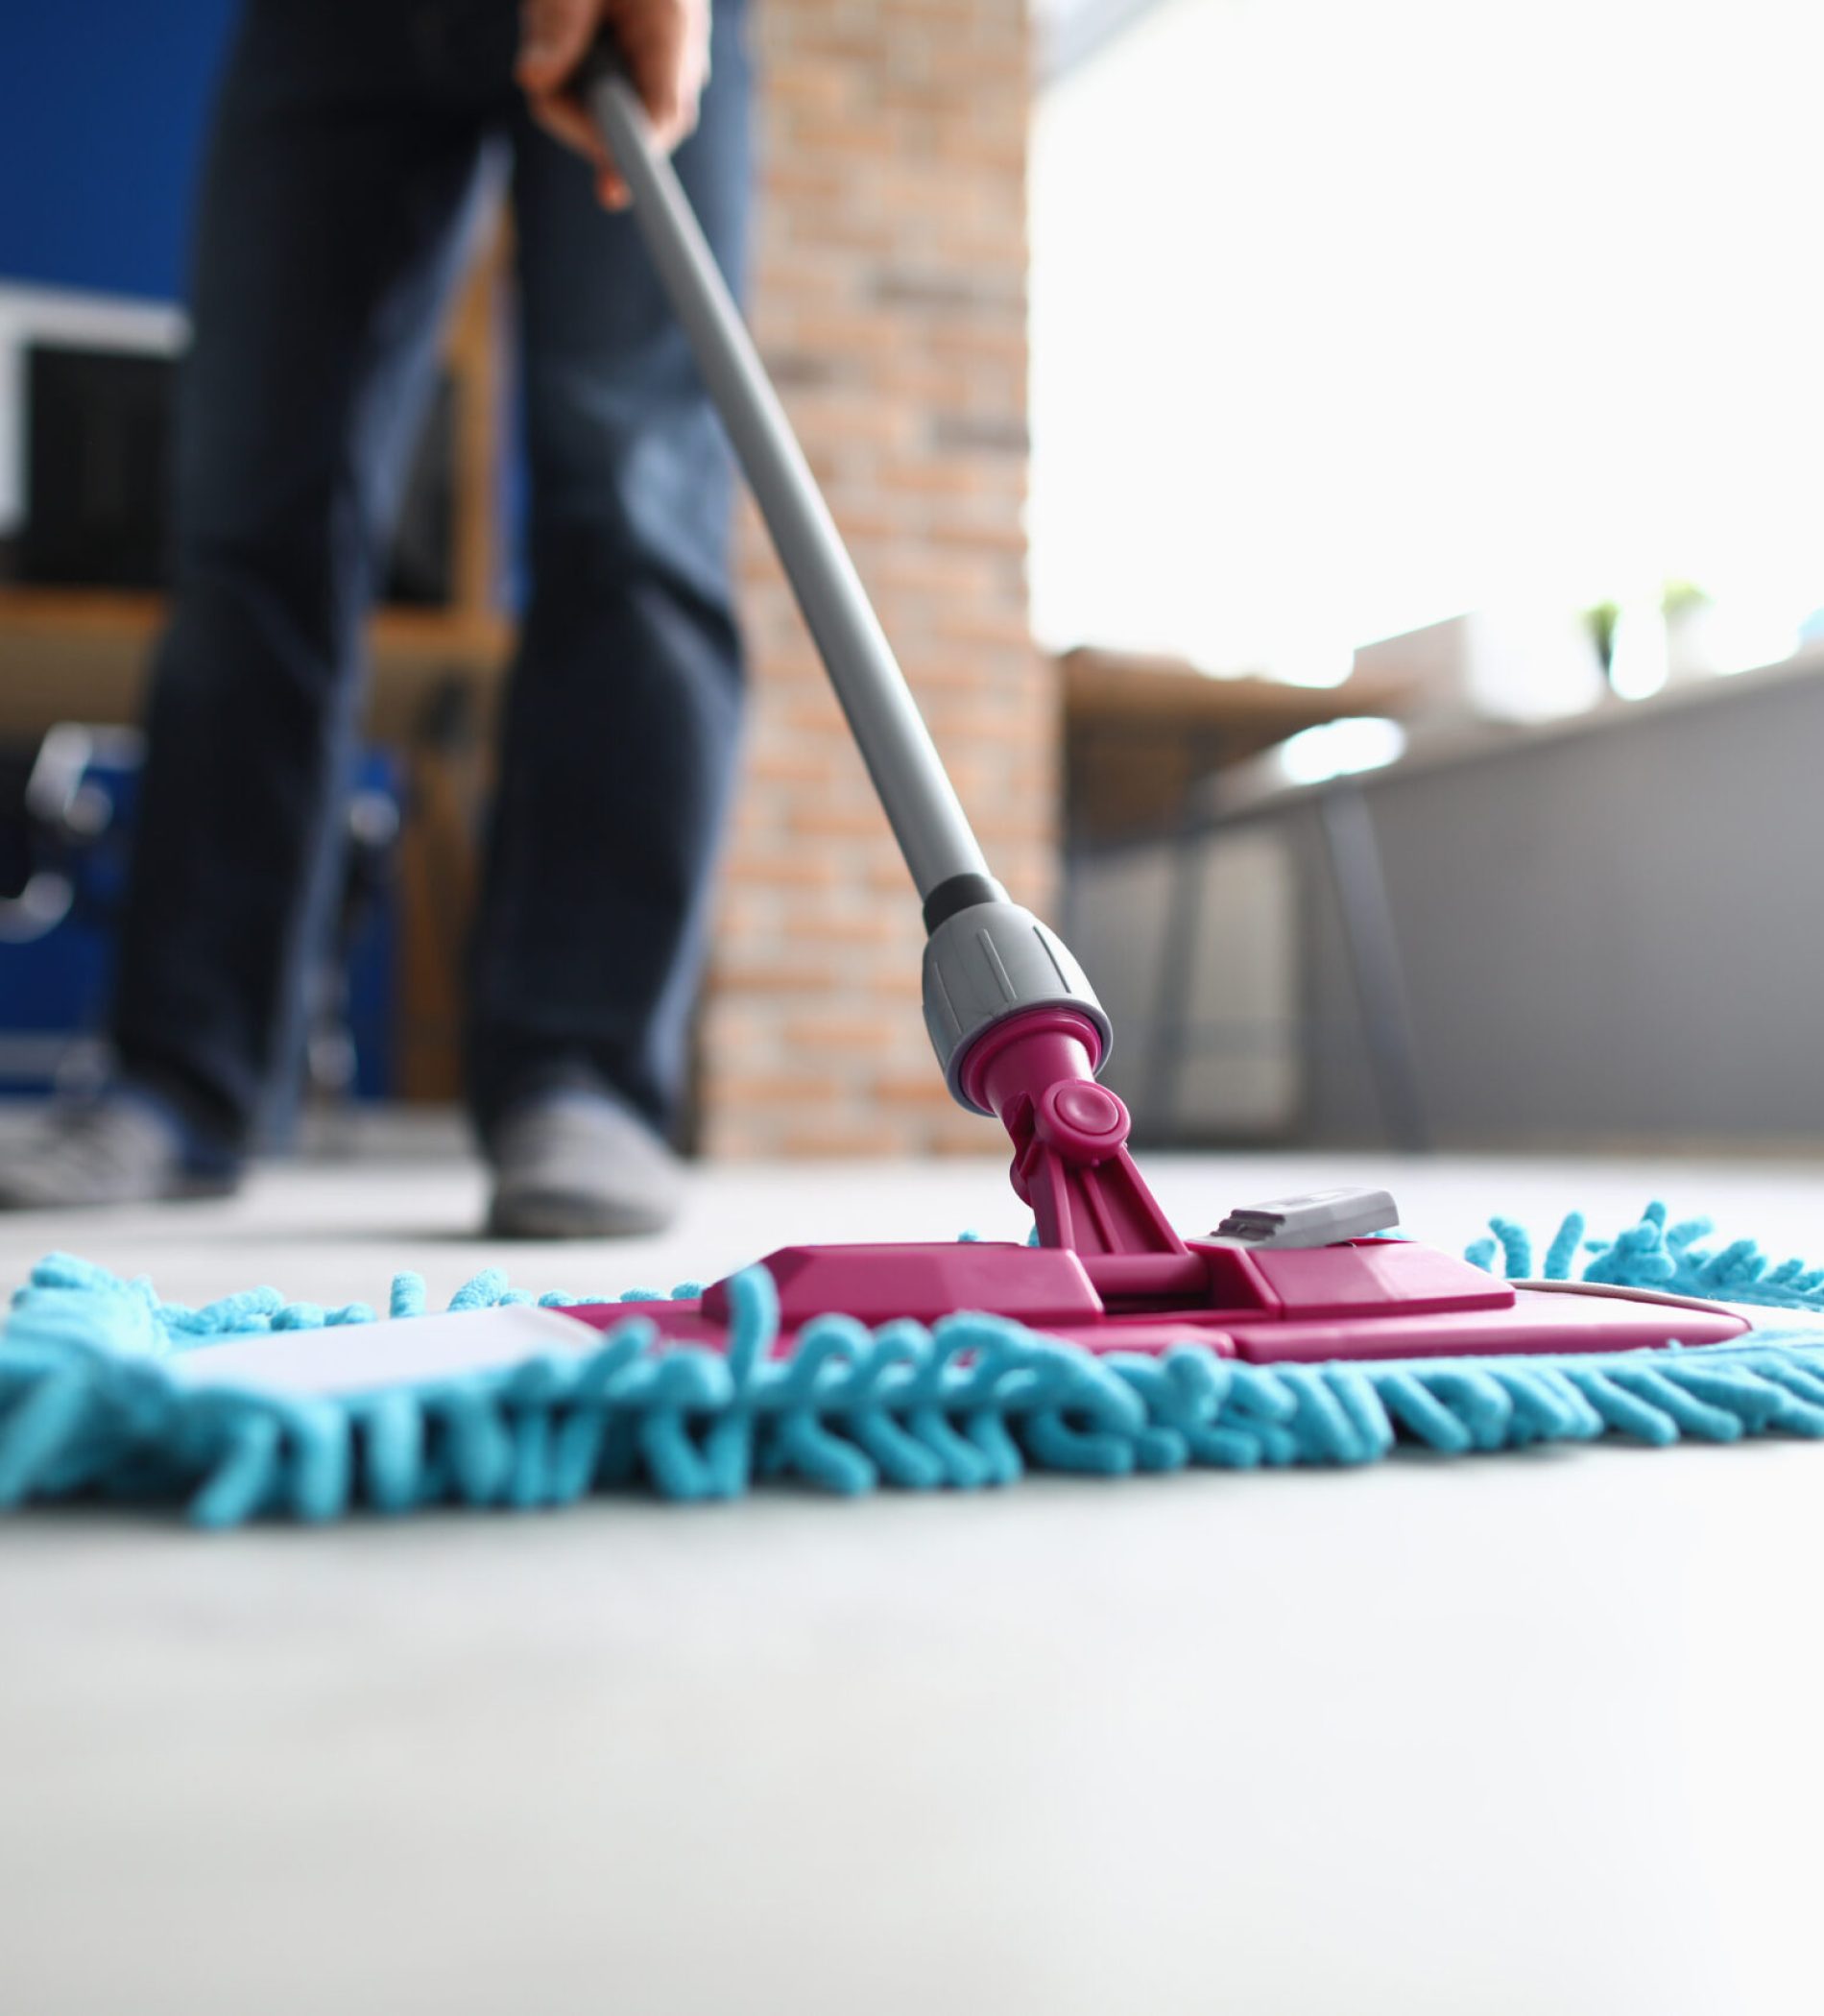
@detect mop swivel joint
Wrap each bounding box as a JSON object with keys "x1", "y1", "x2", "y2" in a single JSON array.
[{"x1": 921, "y1": 900, "x2": 1112, "y2": 1113}]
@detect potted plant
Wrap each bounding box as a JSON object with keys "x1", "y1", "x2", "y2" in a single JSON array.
[
  {"x1": 1661, "y1": 578, "x2": 1716, "y2": 683},
  {"x1": 1583, "y1": 600, "x2": 1621, "y2": 687}
]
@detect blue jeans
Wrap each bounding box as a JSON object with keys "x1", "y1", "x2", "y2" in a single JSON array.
[{"x1": 110, "y1": 0, "x2": 751, "y2": 1155}]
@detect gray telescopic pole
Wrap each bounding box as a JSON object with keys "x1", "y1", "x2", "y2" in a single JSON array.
[{"x1": 585, "y1": 58, "x2": 999, "y2": 915}]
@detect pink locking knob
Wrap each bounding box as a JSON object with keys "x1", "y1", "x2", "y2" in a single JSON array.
[{"x1": 1037, "y1": 1080, "x2": 1131, "y2": 1162}]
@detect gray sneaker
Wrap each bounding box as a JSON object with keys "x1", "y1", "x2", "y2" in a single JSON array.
[
  {"x1": 486, "y1": 1091, "x2": 683, "y2": 1239},
  {"x1": 0, "y1": 1094, "x2": 237, "y2": 1212}
]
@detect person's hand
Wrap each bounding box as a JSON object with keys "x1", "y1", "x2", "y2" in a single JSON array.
[{"x1": 516, "y1": 0, "x2": 711, "y2": 209}]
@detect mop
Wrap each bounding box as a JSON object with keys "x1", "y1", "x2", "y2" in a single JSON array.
[{"x1": 6, "y1": 59, "x2": 1824, "y2": 1525}]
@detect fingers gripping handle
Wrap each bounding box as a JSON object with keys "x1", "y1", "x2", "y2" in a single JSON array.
[{"x1": 582, "y1": 50, "x2": 996, "y2": 903}]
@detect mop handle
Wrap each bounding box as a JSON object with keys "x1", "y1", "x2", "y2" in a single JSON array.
[{"x1": 584, "y1": 53, "x2": 1002, "y2": 919}]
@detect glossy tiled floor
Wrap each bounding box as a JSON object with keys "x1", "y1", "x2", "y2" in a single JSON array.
[{"x1": 5, "y1": 1118, "x2": 1822, "y2": 2014}]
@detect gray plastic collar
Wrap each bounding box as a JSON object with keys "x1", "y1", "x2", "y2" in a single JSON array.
[{"x1": 922, "y1": 901, "x2": 1113, "y2": 1113}]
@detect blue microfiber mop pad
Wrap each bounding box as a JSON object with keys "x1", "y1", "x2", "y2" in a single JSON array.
[{"x1": 6, "y1": 1202, "x2": 1824, "y2": 1527}]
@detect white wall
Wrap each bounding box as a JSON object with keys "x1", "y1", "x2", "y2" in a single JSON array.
[{"x1": 1030, "y1": 0, "x2": 1824, "y2": 692}]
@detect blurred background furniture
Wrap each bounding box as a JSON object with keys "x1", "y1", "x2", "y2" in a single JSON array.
[
  {"x1": 0, "y1": 723, "x2": 401, "y2": 1140},
  {"x1": 1072, "y1": 648, "x2": 1824, "y2": 1154},
  {"x1": 0, "y1": 251, "x2": 511, "y2": 747},
  {"x1": 1058, "y1": 645, "x2": 1409, "y2": 848}
]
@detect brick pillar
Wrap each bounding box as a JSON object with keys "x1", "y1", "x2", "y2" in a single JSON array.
[{"x1": 700, "y1": 0, "x2": 1053, "y2": 1159}]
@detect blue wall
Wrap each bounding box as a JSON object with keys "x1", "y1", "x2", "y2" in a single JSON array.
[
  {"x1": 0, "y1": 2, "x2": 239, "y2": 302},
  {"x1": 0, "y1": 2, "x2": 407, "y2": 1103}
]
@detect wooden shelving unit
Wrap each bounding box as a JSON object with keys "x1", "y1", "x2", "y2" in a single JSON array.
[
  {"x1": 0, "y1": 226, "x2": 516, "y2": 1102},
  {"x1": 0, "y1": 586, "x2": 511, "y2": 744},
  {"x1": 0, "y1": 216, "x2": 513, "y2": 746}
]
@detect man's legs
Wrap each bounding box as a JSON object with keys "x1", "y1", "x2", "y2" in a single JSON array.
[
  {"x1": 467, "y1": 0, "x2": 752, "y2": 1179},
  {"x1": 108, "y1": 0, "x2": 503, "y2": 1165}
]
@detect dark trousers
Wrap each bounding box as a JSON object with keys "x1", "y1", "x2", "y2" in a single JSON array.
[{"x1": 111, "y1": 0, "x2": 751, "y2": 1155}]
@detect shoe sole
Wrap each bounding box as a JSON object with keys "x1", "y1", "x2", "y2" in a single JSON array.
[
  {"x1": 0, "y1": 1173, "x2": 241, "y2": 1212},
  {"x1": 486, "y1": 1188, "x2": 675, "y2": 1240}
]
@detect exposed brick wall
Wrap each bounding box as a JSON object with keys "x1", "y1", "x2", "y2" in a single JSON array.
[{"x1": 700, "y1": 0, "x2": 1054, "y2": 1159}]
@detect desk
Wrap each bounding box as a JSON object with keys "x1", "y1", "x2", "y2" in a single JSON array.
[{"x1": 1060, "y1": 645, "x2": 1410, "y2": 844}]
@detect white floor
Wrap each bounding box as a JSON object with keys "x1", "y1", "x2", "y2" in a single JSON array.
[{"x1": 5, "y1": 1120, "x2": 1824, "y2": 2014}]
